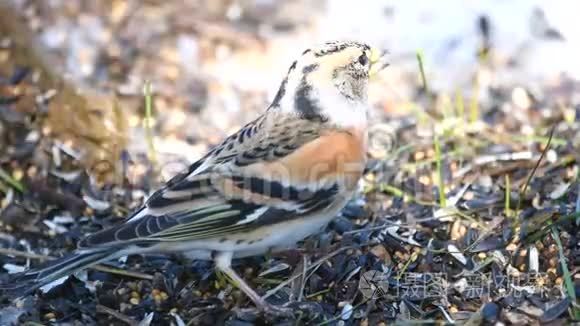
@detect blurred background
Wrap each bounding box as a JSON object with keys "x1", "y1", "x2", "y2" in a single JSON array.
[{"x1": 3, "y1": 0, "x2": 579, "y2": 183}]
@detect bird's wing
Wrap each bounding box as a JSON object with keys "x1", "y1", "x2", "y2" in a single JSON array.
[
  {"x1": 78, "y1": 113, "x2": 349, "y2": 248},
  {"x1": 144, "y1": 111, "x2": 327, "y2": 211}
]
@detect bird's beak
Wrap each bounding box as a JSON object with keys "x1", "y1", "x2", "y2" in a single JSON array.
[{"x1": 369, "y1": 48, "x2": 389, "y2": 77}]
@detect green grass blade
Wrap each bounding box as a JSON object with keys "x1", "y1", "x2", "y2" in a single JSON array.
[
  {"x1": 434, "y1": 135, "x2": 446, "y2": 207},
  {"x1": 505, "y1": 174, "x2": 511, "y2": 218},
  {"x1": 550, "y1": 227, "x2": 580, "y2": 320},
  {"x1": 416, "y1": 50, "x2": 428, "y2": 93},
  {"x1": 456, "y1": 89, "x2": 465, "y2": 121},
  {"x1": 576, "y1": 168, "x2": 580, "y2": 226},
  {"x1": 469, "y1": 81, "x2": 479, "y2": 123},
  {"x1": 516, "y1": 125, "x2": 555, "y2": 213},
  {"x1": 142, "y1": 81, "x2": 157, "y2": 165},
  {"x1": 0, "y1": 167, "x2": 24, "y2": 192}
]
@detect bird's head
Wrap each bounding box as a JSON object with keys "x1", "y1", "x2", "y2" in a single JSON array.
[{"x1": 270, "y1": 41, "x2": 389, "y2": 128}]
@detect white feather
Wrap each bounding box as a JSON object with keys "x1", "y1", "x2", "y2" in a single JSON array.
[{"x1": 235, "y1": 207, "x2": 268, "y2": 225}]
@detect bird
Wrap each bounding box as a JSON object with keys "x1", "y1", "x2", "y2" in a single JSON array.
[{"x1": 3, "y1": 40, "x2": 389, "y2": 315}]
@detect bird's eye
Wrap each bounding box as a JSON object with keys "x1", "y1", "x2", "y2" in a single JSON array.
[{"x1": 358, "y1": 54, "x2": 368, "y2": 66}]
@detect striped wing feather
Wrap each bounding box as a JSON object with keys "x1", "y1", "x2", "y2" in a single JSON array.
[{"x1": 79, "y1": 114, "x2": 343, "y2": 248}]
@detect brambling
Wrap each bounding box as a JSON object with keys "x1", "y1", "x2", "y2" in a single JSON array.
[{"x1": 5, "y1": 41, "x2": 389, "y2": 315}]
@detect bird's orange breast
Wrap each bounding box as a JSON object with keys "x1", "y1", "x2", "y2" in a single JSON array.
[{"x1": 244, "y1": 128, "x2": 367, "y2": 190}]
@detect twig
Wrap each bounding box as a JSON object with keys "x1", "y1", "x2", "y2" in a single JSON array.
[
  {"x1": 341, "y1": 205, "x2": 501, "y2": 237},
  {"x1": 91, "y1": 264, "x2": 153, "y2": 281},
  {"x1": 516, "y1": 125, "x2": 556, "y2": 213},
  {"x1": 0, "y1": 247, "x2": 153, "y2": 280},
  {"x1": 505, "y1": 174, "x2": 511, "y2": 218},
  {"x1": 434, "y1": 135, "x2": 447, "y2": 207},
  {"x1": 297, "y1": 254, "x2": 307, "y2": 302},
  {"x1": 262, "y1": 246, "x2": 352, "y2": 300},
  {"x1": 97, "y1": 304, "x2": 137, "y2": 326},
  {"x1": 0, "y1": 248, "x2": 50, "y2": 261},
  {"x1": 576, "y1": 168, "x2": 580, "y2": 226}
]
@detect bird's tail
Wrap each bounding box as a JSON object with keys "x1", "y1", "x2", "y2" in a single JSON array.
[{"x1": 1, "y1": 248, "x2": 114, "y2": 298}]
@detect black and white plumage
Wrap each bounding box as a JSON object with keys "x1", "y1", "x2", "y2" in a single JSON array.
[{"x1": 3, "y1": 41, "x2": 389, "y2": 315}]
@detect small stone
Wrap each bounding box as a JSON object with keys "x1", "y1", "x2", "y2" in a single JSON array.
[
  {"x1": 506, "y1": 243, "x2": 517, "y2": 252},
  {"x1": 339, "y1": 302, "x2": 353, "y2": 320},
  {"x1": 450, "y1": 220, "x2": 462, "y2": 240},
  {"x1": 414, "y1": 151, "x2": 425, "y2": 161},
  {"x1": 129, "y1": 297, "x2": 140, "y2": 305},
  {"x1": 512, "y1": 87, "x2": 531, "y2": 109},
  {"x1": 44, "y1": 312, "x2": 56, "y2": 321},
  {"x1": 243, "y1": 267, "x2": 254, "y2": 276}
]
